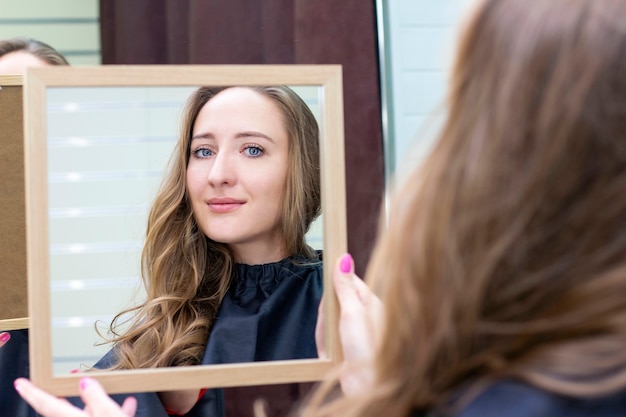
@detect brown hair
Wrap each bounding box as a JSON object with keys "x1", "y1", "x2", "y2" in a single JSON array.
[
  {"x1": 0, "y1": 37, "x2": 69, "y2": 65},
  {"x1": 105, "y1": 86, "x2": 321, "y2": 369},
  {"x1": 303, "y1": 0, "x2": 626, "y2": 416}
]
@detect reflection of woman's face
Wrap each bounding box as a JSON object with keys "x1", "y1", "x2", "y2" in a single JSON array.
[{"x1": 186, "y1": 88, "x2": 290, "y2": 264}]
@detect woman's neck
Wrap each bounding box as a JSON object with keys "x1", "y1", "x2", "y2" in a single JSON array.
[{"x1": 230, "y1": 241, "x2": 288, "y2": 265}]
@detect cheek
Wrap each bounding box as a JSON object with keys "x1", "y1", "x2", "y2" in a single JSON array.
[
  {"x1": 265, "y1": 166, "x2": 289, "y2": 199},
  {"x1": 186, "y1": 168, "x2": 202, "y2": 195}
]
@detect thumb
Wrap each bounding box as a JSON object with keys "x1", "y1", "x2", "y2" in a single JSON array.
[{"x1": 333, "y1": 254, "x2": 362, "y2": 313}]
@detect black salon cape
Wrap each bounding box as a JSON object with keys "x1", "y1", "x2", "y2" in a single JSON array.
[
  {"x1": 411, "y1": 379, "x2": 626, "y2": 417},
  {"x1": 65, "y1": 257, "x2": 324, "y2": 417}
]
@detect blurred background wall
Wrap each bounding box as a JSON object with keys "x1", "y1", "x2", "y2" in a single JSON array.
[{"x1": 0, "y1": 0, "x2": 100, "y2": 65}]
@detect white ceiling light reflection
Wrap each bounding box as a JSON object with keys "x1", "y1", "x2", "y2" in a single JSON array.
[
  {"x1": 51, "y1": 316, "x2": 113, "y2": 328},
  {"x1": 62, "y1": 102, "x2": 80, "y2": 112},
  {"x1": 68, "y1": 244, "x2": 86, "y2": 254},
  {"x1": 68, "y1": 280, "x2": 85, "y2": 290},
  {"x1": 68, "y1": 317, "x2": 85, "y2": 327},
  {"x1": 66, "y1": 172, "x2": 82, "y2": 182},
  {"x1": 67, "y1": 136, "x2": 90, "y2": 146}
]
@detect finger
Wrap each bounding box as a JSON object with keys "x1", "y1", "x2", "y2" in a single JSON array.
[
  {"x1": 79, "y1": 377, "x2": 131, "y2": 417},
  {"x1": 14, "y1": 378, "x2": 83, "y2": 417},
  {"x1": 0, "y1": 331, "x2": 10, "y2": 348},
  {"x1": 351, "y1": 275, "x2": 385, "y2": 340},
  {"x1": 333, "y1": 254, "x2": 361, "y2": 313},
  {"x1": 351, "y1": 274, "x2": 371, "y2": 303},
  {"x1": 352, "y1": 276, "x2": 383, "y2": 313},
  {"x1": 335, "y1": 254, "x2": 380, "y2": 356},
  {"x1": 315, "y1": 295, "x2": 327, "y2": 359},
  {"x1": 121, "y1": 397, "x2": 138, "y2": 416}
]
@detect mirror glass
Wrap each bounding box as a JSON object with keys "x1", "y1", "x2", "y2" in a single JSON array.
[
  {"x1": 25, "y1": 65, "x2": 345, "y2": 396},
  {"x1": 46, "y1": 85, "x2": 324, "y2": 375}
]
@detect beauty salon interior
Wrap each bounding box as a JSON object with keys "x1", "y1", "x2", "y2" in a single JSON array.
[{"x1": 0, "y1": 1, "x2": 487, "y2": 416}]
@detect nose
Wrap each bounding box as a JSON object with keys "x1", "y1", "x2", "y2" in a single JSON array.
[{"x1": 207, "y1": 151, "x2": 236, "y2": 187}]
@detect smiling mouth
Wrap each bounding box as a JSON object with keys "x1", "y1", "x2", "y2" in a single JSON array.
[{"x1": 207, "y1": 199, "x2": 245, "y2": 213}]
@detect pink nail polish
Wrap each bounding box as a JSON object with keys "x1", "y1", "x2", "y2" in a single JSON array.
[
  {"x1": 339, "y1": 254, "x2": 353, "y2": 273},
  {"x1": 13, "y1": 380, "x2": 21, "y2": 392},
  {"x1": 0, "y1": 332, "x2": 11, "y2": 343},
  {"x1": 80, "y1": 377, "x2": 94, "y2": 391}
]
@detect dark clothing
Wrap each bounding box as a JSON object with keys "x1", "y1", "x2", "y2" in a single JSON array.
[
  {"x1": 413, "y1": 379, "x2": 626, "y2": 417},
  {"x1": 1, "y1": 257, "x2": 321, "y2": 417},
  {"x1": 203, "y1": 259, "x2": 322, "y2": 363},
  {"x1": 69, "y1": 257, "x2": 323, "y2": 417},
  {"x1": 185, "y1": 258, "x2": 322, "y2": 417},
  {"x1": 0, "y1": 329, "x2": 35, "y2": 417}
]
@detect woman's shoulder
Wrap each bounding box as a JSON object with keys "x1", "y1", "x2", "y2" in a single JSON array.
[{"x1": 455, "y1": 379, "x2": 626, "y2": 417}]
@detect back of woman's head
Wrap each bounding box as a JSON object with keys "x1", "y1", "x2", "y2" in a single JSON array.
[
  {"x1": 0, "y1": 37, "x2": 68, "y2": 65},
  {"x1": 358, "y1": 0, "x2": 626, "y2": 415}
]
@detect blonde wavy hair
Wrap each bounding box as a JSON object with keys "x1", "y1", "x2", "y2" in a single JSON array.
[
  {"x1": 104, "y1": 86, "x2": 320, "y2": 370},
  {"x1": 302, "y1": 0, "x2": 626, "y2": 416}
]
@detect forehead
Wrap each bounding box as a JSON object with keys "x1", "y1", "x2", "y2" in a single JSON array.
[
  {"x1": 193, "y1": 88, "x2": 286, "y2": 131},
  {"x1": 0, "y1": 50, "x2": 49, "y2": 75},
  {"x1": 188, "y1": 86, "x2": 292, "y2": 161}
]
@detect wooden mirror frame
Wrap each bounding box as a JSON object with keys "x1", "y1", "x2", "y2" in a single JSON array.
[{"x1": 24, "y1": 65, "x2": 345, "y2": 396}]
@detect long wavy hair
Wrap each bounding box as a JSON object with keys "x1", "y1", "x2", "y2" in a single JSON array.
[
  {"x1": 105, "y1": 86, "x2": 320, "y2": 370},
  {"x1": 302, "y1": 0, "x2": 626, "y2": 416}
]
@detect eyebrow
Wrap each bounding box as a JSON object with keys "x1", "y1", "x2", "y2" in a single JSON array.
[{"x1": 190, "y1": 131, "x2": 275, "y2": 143}]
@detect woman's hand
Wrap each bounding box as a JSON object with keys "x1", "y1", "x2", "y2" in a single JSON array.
[
  {"x1": 315, "y1": 253, "x2": 384, "y2": 396},
  {"x1": 0, "y1": 331, "x2": 10, "y2": 348},
  {"x1": 14, "y1": 377, "x2": 137, "y2": 417}
]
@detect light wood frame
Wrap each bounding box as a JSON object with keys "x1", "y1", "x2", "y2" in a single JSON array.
[{"x1": 24, "y1": 65, "x2": 346, "y2": 396}]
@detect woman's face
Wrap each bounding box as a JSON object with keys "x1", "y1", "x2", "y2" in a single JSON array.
[{"x1": 186, "y1": 87, "x2": 290, "y2": 264}]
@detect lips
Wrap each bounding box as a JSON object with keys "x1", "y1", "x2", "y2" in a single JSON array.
[{"x1": 206, "y1": 197, "x2": 245, "y2": 213}]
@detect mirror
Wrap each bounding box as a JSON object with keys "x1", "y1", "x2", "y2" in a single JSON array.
[
  {"x1": 46, "y1": 84, "x2": 323, "y2": 375},
  {"x1": 24, "y1": 65, "x2": 346, "y2": 396}
]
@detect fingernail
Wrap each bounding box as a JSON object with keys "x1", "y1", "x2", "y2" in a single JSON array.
[
  {"x1": 339, "y1": 253, "x2": 353, "y2": 273},
  {"x1": 80, "y1": 377, "x2": 95, "y2": 391},
  {"x1": 13, "y1": 379, "x2": 22, "y2": 393},
  {"x1": 0, "y1": 332, "x2": 11, "y2": 343}
]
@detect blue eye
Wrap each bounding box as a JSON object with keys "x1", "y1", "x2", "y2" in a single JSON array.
[
  {"x1": 244, "y1": 146, "x2": 263, "y2": 157},
  {"x1": 193, "y1": 148, "x2": 213, "y2": 158}
]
